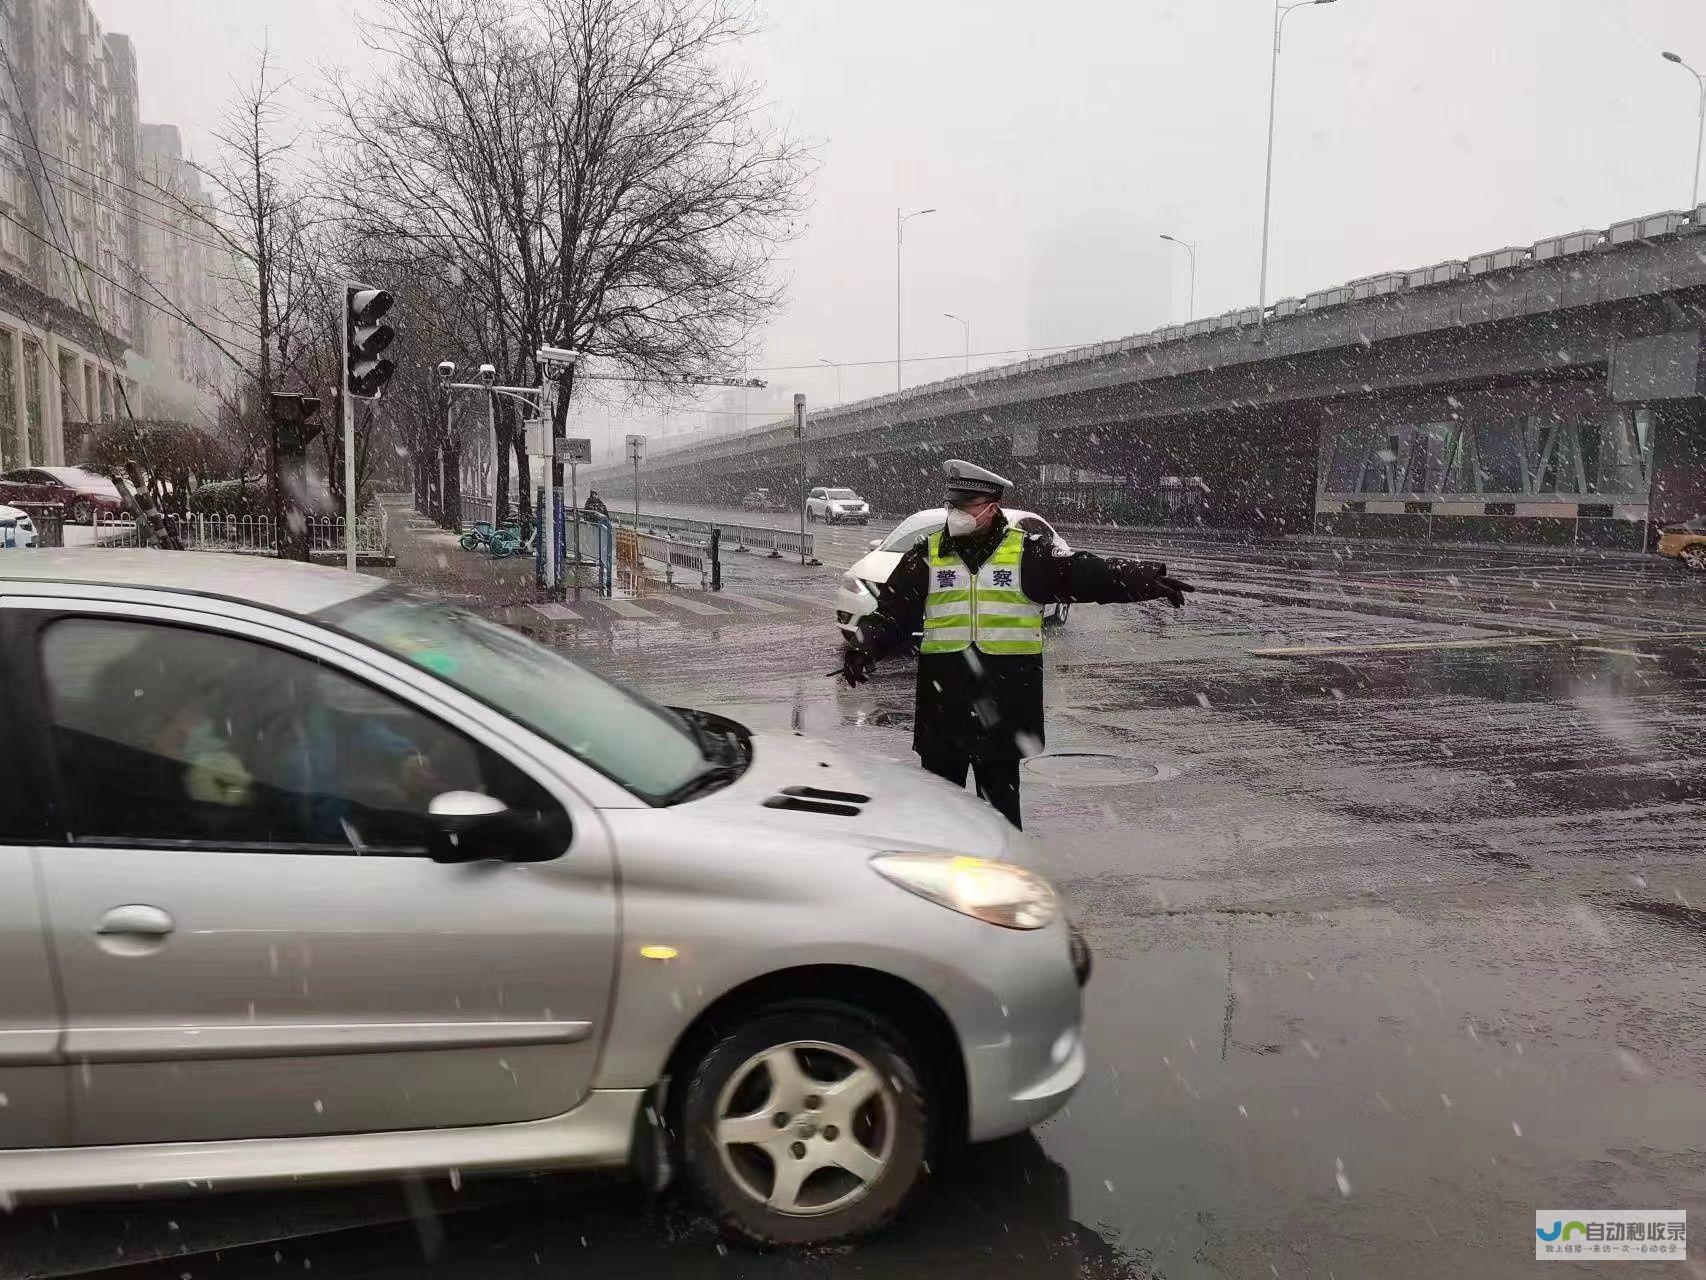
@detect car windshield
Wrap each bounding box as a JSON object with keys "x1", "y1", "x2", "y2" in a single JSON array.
[
  {"x1": 323, "y1": 590, "x2": 708, "y2": 803},
  {"x1": 880, "y1": 512, "x2": 942, "y2": 552},
  {"x1": 826, "y1": 489, "x2": 858, "y2": 500}
]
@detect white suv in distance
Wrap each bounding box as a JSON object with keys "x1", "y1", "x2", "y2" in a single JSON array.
[
  {"x1": 836, "y1": 508, "x2": 1071, "y2": 643},
  {"x1": 806, "y1": 487, "x2": 870, "y2": 525}
]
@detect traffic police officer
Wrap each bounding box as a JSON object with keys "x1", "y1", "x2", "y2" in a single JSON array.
[{"x1": 841, "y1": 459, "x2": 1195, "y2": 829}]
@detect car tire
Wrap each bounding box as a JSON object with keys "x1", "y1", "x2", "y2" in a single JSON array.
[
  {"x1": 1683, "y1": 545, "x2": 1706, "y2": 572},
  {"x1": 681, "y1": 1005, "x2": 928, "y2": 1246},
  {"x1": 69, "y1": 498, "x2": 90, "y2": 524}
]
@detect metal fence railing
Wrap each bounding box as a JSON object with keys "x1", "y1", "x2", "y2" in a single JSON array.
[
  {"x1": 461, "y1": 492, "x2": 496, "y2": 527},
  {"x1": 91, "y1": 513, "x2": 388, "y2": 555},
  {"x1": 608, "y1": 509, "x2": 813, "y2": 561},
  {"x1": 613, "y1": 526, "x2": 714, "y2": 591}
]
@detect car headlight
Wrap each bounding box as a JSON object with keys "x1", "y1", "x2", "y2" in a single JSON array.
[{"x1": 871, "y1": 853, "x2": 1059, "y2": 929}]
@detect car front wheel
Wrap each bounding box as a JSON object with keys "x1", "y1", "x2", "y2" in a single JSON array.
[
  {"x1": 1683, "y1": 545, "x2": 1706, "y2": 572},
  {"x1": 681, "y1": 1006, "x2": 928, "y2": 1246}
]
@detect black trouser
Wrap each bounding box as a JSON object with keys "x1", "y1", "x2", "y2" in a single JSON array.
[{"x1": 918, "y1": 741, "x2": 1023, "y2": 830}]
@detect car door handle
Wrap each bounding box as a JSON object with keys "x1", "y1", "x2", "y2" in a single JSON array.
[{"x1": 96, "y1": 905, "x2": 175, "y2": 937}]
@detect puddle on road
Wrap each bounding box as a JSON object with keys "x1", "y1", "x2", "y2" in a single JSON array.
[
  {"x1": 1051, "y1": 899, "x2": 1706, "y2": 1278},
  {"x1": 1023, "y1": 752, "x2": 1175, "y2": 786}
]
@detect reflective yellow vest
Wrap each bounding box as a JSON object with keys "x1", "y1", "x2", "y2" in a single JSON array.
[{"x1": 920, "y1": 527, "x2": 1044, "y2": 656}]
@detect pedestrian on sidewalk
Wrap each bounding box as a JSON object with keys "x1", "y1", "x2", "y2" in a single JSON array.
[
  {"x1": 584, "y1": 490, "x2": 610, "y2": 521},
  {"x1": 839, "y1": 459, "x2": 1194, "y2": 830}
]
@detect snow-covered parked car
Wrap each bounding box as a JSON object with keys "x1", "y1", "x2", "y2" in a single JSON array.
[{"x1": 0, "y1": 503, "x2": 39, "y2": 548}]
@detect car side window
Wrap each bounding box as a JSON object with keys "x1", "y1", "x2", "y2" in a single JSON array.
[{"x1": 39, "y1": 617, "x2": 567, "y2": 854}]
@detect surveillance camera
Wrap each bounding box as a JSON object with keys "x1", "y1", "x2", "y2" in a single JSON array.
[
  {"x1": 537, "y1": 345, "x2": 578, "y2": 368},
  {"x1": 478, "y1": 363, "x2": 496, "y2": 386},
  {"x1": 436, "y1": 361, "x2": 456, "y2": 381}
]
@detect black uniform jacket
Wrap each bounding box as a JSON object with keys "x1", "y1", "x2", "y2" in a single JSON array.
[{"x1": 860, "y1": 513, "x2": 1174, "y2": 759}]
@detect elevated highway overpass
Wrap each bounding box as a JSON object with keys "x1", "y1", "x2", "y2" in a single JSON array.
[{"x1": 588, "y1": 208, "x2": 1706, "y2": 549}]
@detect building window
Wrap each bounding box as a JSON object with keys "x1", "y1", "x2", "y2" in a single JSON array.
[{"x1": 1475, "y1": 420, "x2": 1527, "y2": 493}]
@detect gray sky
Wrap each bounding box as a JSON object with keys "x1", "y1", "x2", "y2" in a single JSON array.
[{"x1": 96, "y1": 0, "x2": 1706, "y2": 457}]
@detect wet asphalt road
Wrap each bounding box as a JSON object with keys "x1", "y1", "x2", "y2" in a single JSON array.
[{"x1": 10, "y1": 508, "x2": 1706, "y2": 1278}]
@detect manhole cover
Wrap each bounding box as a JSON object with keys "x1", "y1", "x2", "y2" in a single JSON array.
[{"x1": 1022, "y1": 752, "x2": 1171, "y2": 786}]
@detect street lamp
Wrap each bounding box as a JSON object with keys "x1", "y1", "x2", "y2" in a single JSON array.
[
  {"x1": 943, "y1": 312, "x2": 971, "y2": 374},
  {"x1": 1258, "y1": 0, "x2": 1338, "y2": 333},
  {"x1": 818, "y1": 356, "x2": 843, "y2": 403},
  {"x1": 1158, "y1": 234, "x2": 1198, "y2": 321},
  {"x1": 897, "y1": 206, "x2": 936, "y2": 391},
  {"x1": 1662, "y1": 51, "x2": 1706, "y2": 208}
]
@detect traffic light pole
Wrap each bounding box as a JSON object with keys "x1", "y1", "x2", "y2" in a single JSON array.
[{"x1": 341, "y1": 280, "x2": 356, "y2": 571}]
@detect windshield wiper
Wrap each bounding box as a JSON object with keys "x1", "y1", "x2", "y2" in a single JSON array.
[
  {"x1": 672, "y1": 707, "x2": 744, "y2": 766},
  {"x1": 660, "y1": 761, "x2": 743, "y2": 806}
]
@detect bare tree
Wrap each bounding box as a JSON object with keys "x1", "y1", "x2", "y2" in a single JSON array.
[
  {"x1": 323, "y1": 0, "x2": 812, "y2": 521},
  {"x1": 196, "y1": 43, "x2": 332, "y2": 541}
]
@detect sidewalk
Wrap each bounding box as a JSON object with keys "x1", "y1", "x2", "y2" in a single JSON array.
[{"x1": 376, "y1": 495, "x2": 543, "y2": 609}]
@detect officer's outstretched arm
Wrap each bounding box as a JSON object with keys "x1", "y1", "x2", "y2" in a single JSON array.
[{"x1": 1021, "y1": 535, "x2": 1197, "y2": 608}]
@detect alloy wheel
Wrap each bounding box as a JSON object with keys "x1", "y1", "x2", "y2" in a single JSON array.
[{"x1": 712, "y1": 1039, "x2": 895, "y2": 1217}]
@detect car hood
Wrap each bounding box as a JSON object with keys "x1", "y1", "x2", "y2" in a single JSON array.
[
  {"x1": 846, "y1": 547, "x2": 905, "y2": 585},
  {"x1": 684, "y1": 729, "x2": 1027, "y2": 861}
]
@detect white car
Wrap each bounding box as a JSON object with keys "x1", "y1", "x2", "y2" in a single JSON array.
[
  {"x1": 836, "y1": 508, "x2": 1071, "y2": 642},
  {"x1": 0, "y1": 502, "x2": 38, "y2": 548},
  {"x1": 806, "y1": 487, "x2": 871, "y2": 525}
]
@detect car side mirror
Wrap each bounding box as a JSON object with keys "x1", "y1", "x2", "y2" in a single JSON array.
[{"x1": 427, "y1": 790, "x2": 567, "y2": 864}]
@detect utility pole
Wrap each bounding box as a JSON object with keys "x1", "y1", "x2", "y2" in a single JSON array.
[
  {"x1": 794, "y1": 393, "x2": 807, "y2": 564},
  {"x1": 540, "y1": 346, "x2": 578, "y2": 597},
  {"x1": 1159, "y1": 234, "x2": 1198, "y2": 321},
  {"x1": 896, "y1": 206, "x2": 936, "y2": 391},
  {"x1": 943, "y1": 312, "x2": 970, "y2": 374},
  {"x1": 1662, "y1": 51, "x2": 1706, "y2": 207},
  {"x1": 1258, "y1": 0, "x2": 1337, "y2": 335}
]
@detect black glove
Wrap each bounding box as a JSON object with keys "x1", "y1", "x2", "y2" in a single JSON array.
[
  {"x1": 1155, "y1": 574, "x2": 1195, "y2": 608},
  {"x1": 1125, "y1": 561, "x2": 1195, "y2": 608},
  {"x1": 841, "y1": 647, "x2": 875, "y2": 687}
]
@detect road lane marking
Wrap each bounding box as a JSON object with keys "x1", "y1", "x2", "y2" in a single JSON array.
[
  {"x1": 714, "y1": 592, "x2": 794, "y2": 614},
  {"x1": 597, "y1": 599, "x2": 657, "y2": 619},
  {"x1": 529, "y1": 603, "x2": 582, "y2": 622},
  {"x1": 1252, "y1": 629, "x2": 1706, "y2": 657},
  {"x1": 657, "y1": 595, "x2": 728, "y2": 616}
]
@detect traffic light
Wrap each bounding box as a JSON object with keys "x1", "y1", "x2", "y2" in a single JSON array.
[
  {"x1": 345, "y1": 285, "x2": 395, "y2": 398},
  {"x1": 270, "y1": 392, "x2": 323, "y2": 456}
]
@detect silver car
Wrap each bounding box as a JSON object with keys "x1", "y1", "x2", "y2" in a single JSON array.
[{"x1": 0, "y1": 551, "x2": 1088, "y2": 1245}]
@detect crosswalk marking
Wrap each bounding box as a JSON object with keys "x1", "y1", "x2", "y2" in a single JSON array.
[
  {"x1": 713, "y1": 591, "x2": 795, "y2": 615},
  {"x1": 529, "y1": 603, "x2": 582, "y2": 622},
  {"x1": 659, "y1": 595, "x2": 728, "y2": 616},
  {"x1": 597, "y1": 598, "x2": 657, "y2": 619}
]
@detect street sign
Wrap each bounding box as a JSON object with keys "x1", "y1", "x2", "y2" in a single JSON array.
[
  {"x1": 793, "y1": 393, "x2": 806, "y2": 440},
  {"x1": 556, "y1": 437, "x2": 592, "y2": 464},
  {"x1": 625, "y1": 433, "x2": 646, "y2": 463}
]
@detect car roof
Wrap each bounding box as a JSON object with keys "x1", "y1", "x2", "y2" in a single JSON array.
[
  {"x1": 0, "y1": 549, "x2": 386, "y2": 616},
  {"x1": 883, "y1": 506, "x2": 1054, "y2": 548},
  {"x1": 38, "y1": 466, "x2": 117, "y2": 489}
]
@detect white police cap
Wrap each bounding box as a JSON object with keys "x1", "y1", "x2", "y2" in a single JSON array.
[{"x1": 942, "y1": 458, "x2": 1012, "y2": 498}]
